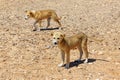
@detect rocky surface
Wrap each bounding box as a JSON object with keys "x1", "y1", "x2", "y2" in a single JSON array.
[{"x1": 0, "y1": 0, "x2": 120, "y2": 80}]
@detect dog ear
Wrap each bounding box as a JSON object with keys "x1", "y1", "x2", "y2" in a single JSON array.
[
  {"x1": 63, "y1": 34, "x2": 65, "y2": 37},
  {"x1": 60, "y1": 34, "x2": 65, "y2": 37},
  {"x1": 29, "y1": 12, "x2": 34, "y2": 17}
]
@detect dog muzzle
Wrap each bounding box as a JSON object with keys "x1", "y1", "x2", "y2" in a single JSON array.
[
  {"x1": 52, "y1": 40, "x2": 58, "y2": 45},
  {"x1": 54, "y1": 42, "x2": 58, "y2": 45}
]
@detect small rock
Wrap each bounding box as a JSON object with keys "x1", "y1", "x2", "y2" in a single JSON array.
[
  {"x1": 98, "y1": 51, "x2": 104, "y2": 55},
  {"x1": 91, "y1": 49, "x2": 97, "y2": 54},
  {"x1": 68, "y1": 70, "x2": 71, "y2": 73},
  {"x1": 41, "y1": 38, "x2": 45, "y2": 41},
  {"x1": 58, "y1": 69, "x2": 61, "y2": 72},
  {"x1": 12, "y1": 43, "x2": 17, "y2": 46},
  {"x1": 77, "y1": 66, "x2": 80, "y2": 68},
  {"x1": 118, "y1": 47, "x2": 120, "y2": 50},
  {"x1": 77, "y1": 66, "x2": 82, "y2": 69},
  {"x1": 5, "y1": 29, "x2": 9, "y2": 31},
  {"x1": 88, "y1": 63, "x2": 93, "y2": 65},
  {"x1": 45, "y1": 45, "x2": 51, "y2": 49},
  {"x1": 115, "y1": 62, "x2": 120, "y2": 65},
  {"x1": 95, "y1": 78, "x2": 100, "y2": 80},
  {"x1": 107, "y1": 57, "x2": 112, "y2": 60}
]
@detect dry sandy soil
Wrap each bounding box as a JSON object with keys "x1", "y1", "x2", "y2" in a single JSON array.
[{"x1": 0, "y1": 0, "x2": 120, "y2": 80}]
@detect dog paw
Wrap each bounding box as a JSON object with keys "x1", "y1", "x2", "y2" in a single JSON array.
[
  {"x1": 58, "y1": 63, "x2": 64, "y2": 67},
  {"x1": 84, "y1": 59, "x2": 88, "y2": 63},
  {"x1": 65, "y1": 64, "x2": 69, "y2": 69},
  {"x1": 36, "y1": 29, "x2": 41, "y2": 31},
  {"x1": 76, "y1": 59, "x2": 81, "y2": 62},
  {"x1": 59, "y1": 27, "x2": 63, "y2": 30}
]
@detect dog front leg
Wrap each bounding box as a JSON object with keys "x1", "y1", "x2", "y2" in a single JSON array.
[
  {"x1": 33, "y1": 20, "x2": 38, "y2": 31},
  {"x1": 58, "y1": 50, "x2": 65, "y2": 67},
  {"x1": 82, "y1": 39, "x2": 89, "y2": 63},
  {"x1": 65, "y1": 51, "x2": 70, "y2": 69}
]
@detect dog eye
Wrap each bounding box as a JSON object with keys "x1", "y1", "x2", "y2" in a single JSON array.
[
  {"x1": 53, "y1": 37, "x2": 55, "y2": 39},
  {"x1": 57, "y1": 38, "x2": 60, "y2": 39}
]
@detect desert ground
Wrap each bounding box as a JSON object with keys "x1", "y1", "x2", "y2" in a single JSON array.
[{"x1": 0, "y1": 0, "x2": 120, "y2": 80}]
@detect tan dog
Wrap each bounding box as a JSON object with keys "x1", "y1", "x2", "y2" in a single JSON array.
[
  {"x1": 51, "y1": 32, "x2": 89, "y2": 69},
  {"x1": 25, "y1": 10, "x2": 61, "y2": 31}
]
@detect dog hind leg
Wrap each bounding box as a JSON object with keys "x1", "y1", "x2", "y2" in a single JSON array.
[
  {"x1": 54, "y1": 18, "x2": 61, "y2": 29},
  {"x1": 77, "y1": 45, "x2": 83, "y2": 61},
  {"x1": 33, "y1": 20, "x2": 39, "y2": 31},
  {"x1": 38, "y1": 20, "x2": 42, "y2": 27},
  {"x1": 46, "y1": 17, "x2": 51, "y2": 28}
]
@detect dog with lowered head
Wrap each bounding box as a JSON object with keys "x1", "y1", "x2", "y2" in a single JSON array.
[
  {"x1": 51, "y1": 32, "x2": 89, "y2": 69},
  {"x1": 25, "y1": 9, "x2": 61, "y2": 31}
]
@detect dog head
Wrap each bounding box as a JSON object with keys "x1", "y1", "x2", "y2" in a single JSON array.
[
  {"x1": 24, "y1": 10, "x2": 35, "y2": 20},
  {"x1": 51, "y1": 32, "x2": 65, "y2": 45}
]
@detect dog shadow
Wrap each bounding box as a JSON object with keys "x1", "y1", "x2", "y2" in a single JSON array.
[
  {"x1": 66, "y1": 58, "x2": 96, "y2": 69},
  {"x1": 40, "y1": 27, "x2": 59, "y2": 31}
]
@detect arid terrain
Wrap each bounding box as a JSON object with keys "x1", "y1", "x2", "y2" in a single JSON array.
[{"x1": 0, "y1": 0, "x2": 120, "y2": 80}]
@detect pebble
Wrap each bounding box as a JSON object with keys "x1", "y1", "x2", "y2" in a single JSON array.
[
  {"x1": 91, "y1": 49, "x2": 97, "y2": 54},
  {"x1": 115, "y1": 62, "x2": 120, "y2": 65},
  {"x1": 95, "y1": 78, "x2": 100, "y2": 80},
  {"x1": 88, "y1": 63, "x2": 93, "y2": 65},
  {"x1": 44, "y1": 45, "x2": 53, "y2": 49},
  {"x1": 77, "y1": 66, "x2": 82, "y2": 69},
  {"x1": 107, "y1": 57, "x2": 112, "y2": 60},
  {"x1": 98, "y1": 51, "x2": 104, "y2": 55},
  {"x1": 68, "y1": 70, "x2": 71, "y2": 73},
  {"x1": 118, "y1": 47, "x2": 120, "y2": 50},
  {"x1": 45, "y1": 45, "x2": 51, "y2": 49}
]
